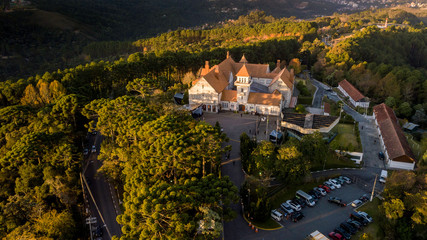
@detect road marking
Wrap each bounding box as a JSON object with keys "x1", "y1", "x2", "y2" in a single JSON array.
[{"x1": 221, "y1": 158, "x2": 240, "y2": 165}]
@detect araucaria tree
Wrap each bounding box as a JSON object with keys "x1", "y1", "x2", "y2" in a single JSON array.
[{"x1": 86, "y1": 100, "x2": 239, "y2": 239}]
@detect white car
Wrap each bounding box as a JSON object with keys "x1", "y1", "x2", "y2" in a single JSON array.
[
  {"x1": 314, "y1": 187, "x2": 327, "y2": 196},
  {"x1": 351, "y1": 199, "x2": 363, "y2": 208},
  {"x1": 271, "y1": 209, "x2": 283, "y2": 221},
  {"x1": 358, "y1": 211, "x2": 373, "y2": 223},
  {"x1": 328, "y1": 179, "x2": 341, "y2": 188},
  {"x1": 91, "y1": 145, "x2": 97, "y2": 153},
  {"x1": 339, "y1": 176, "x2": 352, "y2": 184},
  {"x1": 280, "y1": 202, "x2": 294, "y2": 215},
  {"x1": 286, "y1": 200, "x2": 301, "y2": 212},
  {"x1": 323, "y1": 181, "x2": 336, "y2": 190}
]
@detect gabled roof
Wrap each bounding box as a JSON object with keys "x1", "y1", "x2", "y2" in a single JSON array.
[
  {"x1": 373, "y1": 103, "x2": 415, "y2": 163},
  {"x1": 221, "y1": 90, "x2": 237, "y2": 102},
  {"x1": 269, "y1": 68, "x2": 294, "y2": 89},
  {"x1": 200, "y1": 70, "x2": 229, "y2": 93},
  {"x1": 247, "y1": 90, "x2": 282, "y2": 106},
  {"x1": 236, "y1": 64, "x2": 250, "y2": 77},
  {"x1": 338, "y1": 79, "x2": 365, "y2": 102}
]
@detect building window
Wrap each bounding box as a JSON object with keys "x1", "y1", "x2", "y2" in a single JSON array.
[
  {"x1": 241, "y1": 89, "x2": 244, "y2": 92},
  {"x1": 222, "y1": 102, "x2": 228, "y2": 108}
]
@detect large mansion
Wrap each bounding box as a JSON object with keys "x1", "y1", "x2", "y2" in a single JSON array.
[{"x1": 189, "y1": 52, "x2": 295, "y2": 116}]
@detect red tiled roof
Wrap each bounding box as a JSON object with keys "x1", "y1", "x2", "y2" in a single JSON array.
[
  {"x1": 247, "y1": 90, "x2": 282, "y2": 106},
  {"x1": 221, "y1": 90, "x2": 237, "y2": 102},
  {"x1": 373, "y1": 103, "x2": 415, "y2": 163},
  {"x1": 269, "y1": 68, "x2": 294, "y2": 89},
  {"x1": 324, "y1": 102, "x2": 331, "y2": 114},
  {"x1": 236, "y1": 64, "x2": 250, "y2": 77},
  {"x1": 338, "y1": 79, "x2": 365, "y2": 102}
]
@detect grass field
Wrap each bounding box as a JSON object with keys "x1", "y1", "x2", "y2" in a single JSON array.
[
  {"x1": 353, "y1": 197, "x2": 384, "y2": 239},
  {"x1": 330, "y1": 123, "x2": 362, "y2": 152},
  {"x1": 405, "y1": 133, "x2": 426, "y2": 160},
  {"x1": 310, "y1": 152, "x2": 357, "y2": 171}
]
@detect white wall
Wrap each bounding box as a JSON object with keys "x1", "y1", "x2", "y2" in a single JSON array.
[
  {"x1": 388, "y1": 160, "x2": 415, "y2": 170},
  {"x1": 189, "y1": 78, "x2": 220, "y2": 112}
]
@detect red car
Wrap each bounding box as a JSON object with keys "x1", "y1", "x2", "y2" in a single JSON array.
[
  {"x1": 329, "y1": 232, "x2": 345, "y2": 240},
  {"x1": 319, "y1": 184, "x2": 331, "y2": 192}
]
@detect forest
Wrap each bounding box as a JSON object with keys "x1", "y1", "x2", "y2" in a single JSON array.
[{"x1": 0, "y1": 6, "x2": 426, "y2": 239}]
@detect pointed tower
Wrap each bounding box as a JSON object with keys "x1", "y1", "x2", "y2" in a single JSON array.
[
  {"x1": 235, "y1": 64, "x2": 251, "y2": 104},
  {"x1": 239, "y1": 54, "x2": 248, "y2": 64}
]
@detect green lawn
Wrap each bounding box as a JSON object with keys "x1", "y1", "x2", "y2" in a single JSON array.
[
  {"x1": 405, "y1": 133, "x2": 426, "y2": 160},
  {"x1": 310, "y1": 151, "x2": 357, "y2": 171},
  {"x1": 353, "y1": 197, "x2": 384, "y2": 239},
  {"x1": 247, "y1": 215, "x2": 281, "y2": 229},
  {"x1": 330, "y1": 123, "x2": 362, "y2": 152}
]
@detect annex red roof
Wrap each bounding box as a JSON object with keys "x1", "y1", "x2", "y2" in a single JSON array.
[
  {"x1": 373, "y1": 103, "x2": 415, "y2": 163},
  {"x1": 338, "y1": 79, "x2": 365, "y2": 102}
]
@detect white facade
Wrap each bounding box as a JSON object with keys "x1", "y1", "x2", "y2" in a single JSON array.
[
  {"x1": 338, "y1": 85, "x2": 369, "y2": 108},
  {"x1": 189, "y1": 78, "x2": 220, "y2": 113}
]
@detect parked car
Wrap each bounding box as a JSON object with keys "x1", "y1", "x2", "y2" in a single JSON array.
[
  {"x1": 351, "y1": 199, "x2": 363, "y2": 208},
  {"x1": 334, "y1": 227, "x2": 351, "y2": 240},
  {"x1": 340, "y1": 176, "x2": 352, "y2": 184},
  {"x1": 308, "y1": 192, "x2": 319, "y2": 202},
  {"x1": 309, "y1": 190, "x2": 321, "y2": 199},
  {"x1": 83, "y1": 148, "x2": 89, "y2": 156},
  {"x1": 334, "y1": 177, "x2": 345, "y2": 185},
  {"x1": 328, "y1": 197, "x2": 346, "y2": 207},
  {"x1": 350, "y1": 212, "x2": 369, "y2": 226},
  {"x1": 271, "y1": 209, "x2": 283, "y2": 221},
  {"x1": 92, "y1": 130, "x2": 97, "y2": 135},
  {"x1": 314, "y1": 187, "x2": 327, "y2": 195},
  {"x1": 286, "y1": 200, "x2": 301, "y2": 211},
  {"x1": 94, "y1": 225, "x2": 103, "y2": 237},
  {"x1": 346, "y1": 219, "x2": 362, "y2": 230},
  {"x1": 359, "y1": 194, "x2": 369, "y2": 202},
  {"x1": 293, "y1": 197, "x2": 306, "y2": 208},
  {"x1": 329, "y1": 179, "x2": 342, "y2": 188},
  {"x1": 319, "y1": 185, "x2": 331, "y2": 193},
  {"x1": 91, "y1": 145, "x2": 97, "y2": 153},
  {"x1": 323, "y1": 181, "x2": 336, "y2": 190},
  {"x1": 291, "y1": 211, "x2": 304, "y2": 222},
  {"x1": 378, "y1": 151, "x2": 385, "y2": 160},
  {"x1": 280, "y1": 202, "x2": 294, "y2": 215},
  {"x1": 340, "y1": 222, "x2": 357, "y2": 234},
  {"x1": 328, "y1": 232, "x2": 345, "y2": 240},
  {"x1": 357, "y1": 211, "x2": 373, "y2": 223}
]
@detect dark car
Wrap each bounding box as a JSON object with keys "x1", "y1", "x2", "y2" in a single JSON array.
[
  {"x1": 346, "y1": 219, "x2": 362, "y2": 230},
  {"x1": 359, "y1": 194, "x2": 369, "y2": 202},
  {"x1": 340, "y1": 222, "x2": 357, "y2": 234},
  {"x1": 328, "y1": 197, "x2": 346, "y2": 207},
  {"x1": 291, "y1": 211, "x2": 304, "y2": 222},
  {"x1": 319, "y1": 184, "x2": 331, "y2": 192},
  {"x1": 378, "y1": 151, "x2": 385, "y2": 160},
  {"x1": 335, "y1": 227, "x2": 351, "y2": 240},
  {"x1": 309, "y1": 190, "x2": 321, "y2": 199},
  {"x1": 350, "y1": 212, "x2": 369, "y2": 226},
  {"x1": 293, "y1": 197, "x2": 306, "y2": 208},
  {"x1": 329, "y1": 232, "x2": 345, "y2": 240},
  {"x1": 94, "y1": 226, "x2": 103, "y2": 237}
]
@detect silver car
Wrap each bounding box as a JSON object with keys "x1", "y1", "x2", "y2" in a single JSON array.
[
  {"x1": 280, "y1": 202, "x2": 294, "y2": 215},
  {"x1": 286, "y1": 200, "x2": 301, "y2": 211}
]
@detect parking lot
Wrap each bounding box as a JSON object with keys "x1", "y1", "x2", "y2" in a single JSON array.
[{"x1": 239, "y1": 180, "x2": 371, "y2": 240}]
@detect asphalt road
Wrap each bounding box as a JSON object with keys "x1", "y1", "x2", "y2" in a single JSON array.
[{"x1": 84, "y1": 133, "x2": 122, "y2": 239}]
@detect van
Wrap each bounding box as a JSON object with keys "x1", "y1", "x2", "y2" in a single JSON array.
[
  {"x1": 379, "y1": 170, "x2": 387, "y2": 184},
  {"x1": 271, "y1": 209, "x2": 283, "y2": 221},
  {"x1": 296, "y1": 190, "x2": 316, "y2": 207}
]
